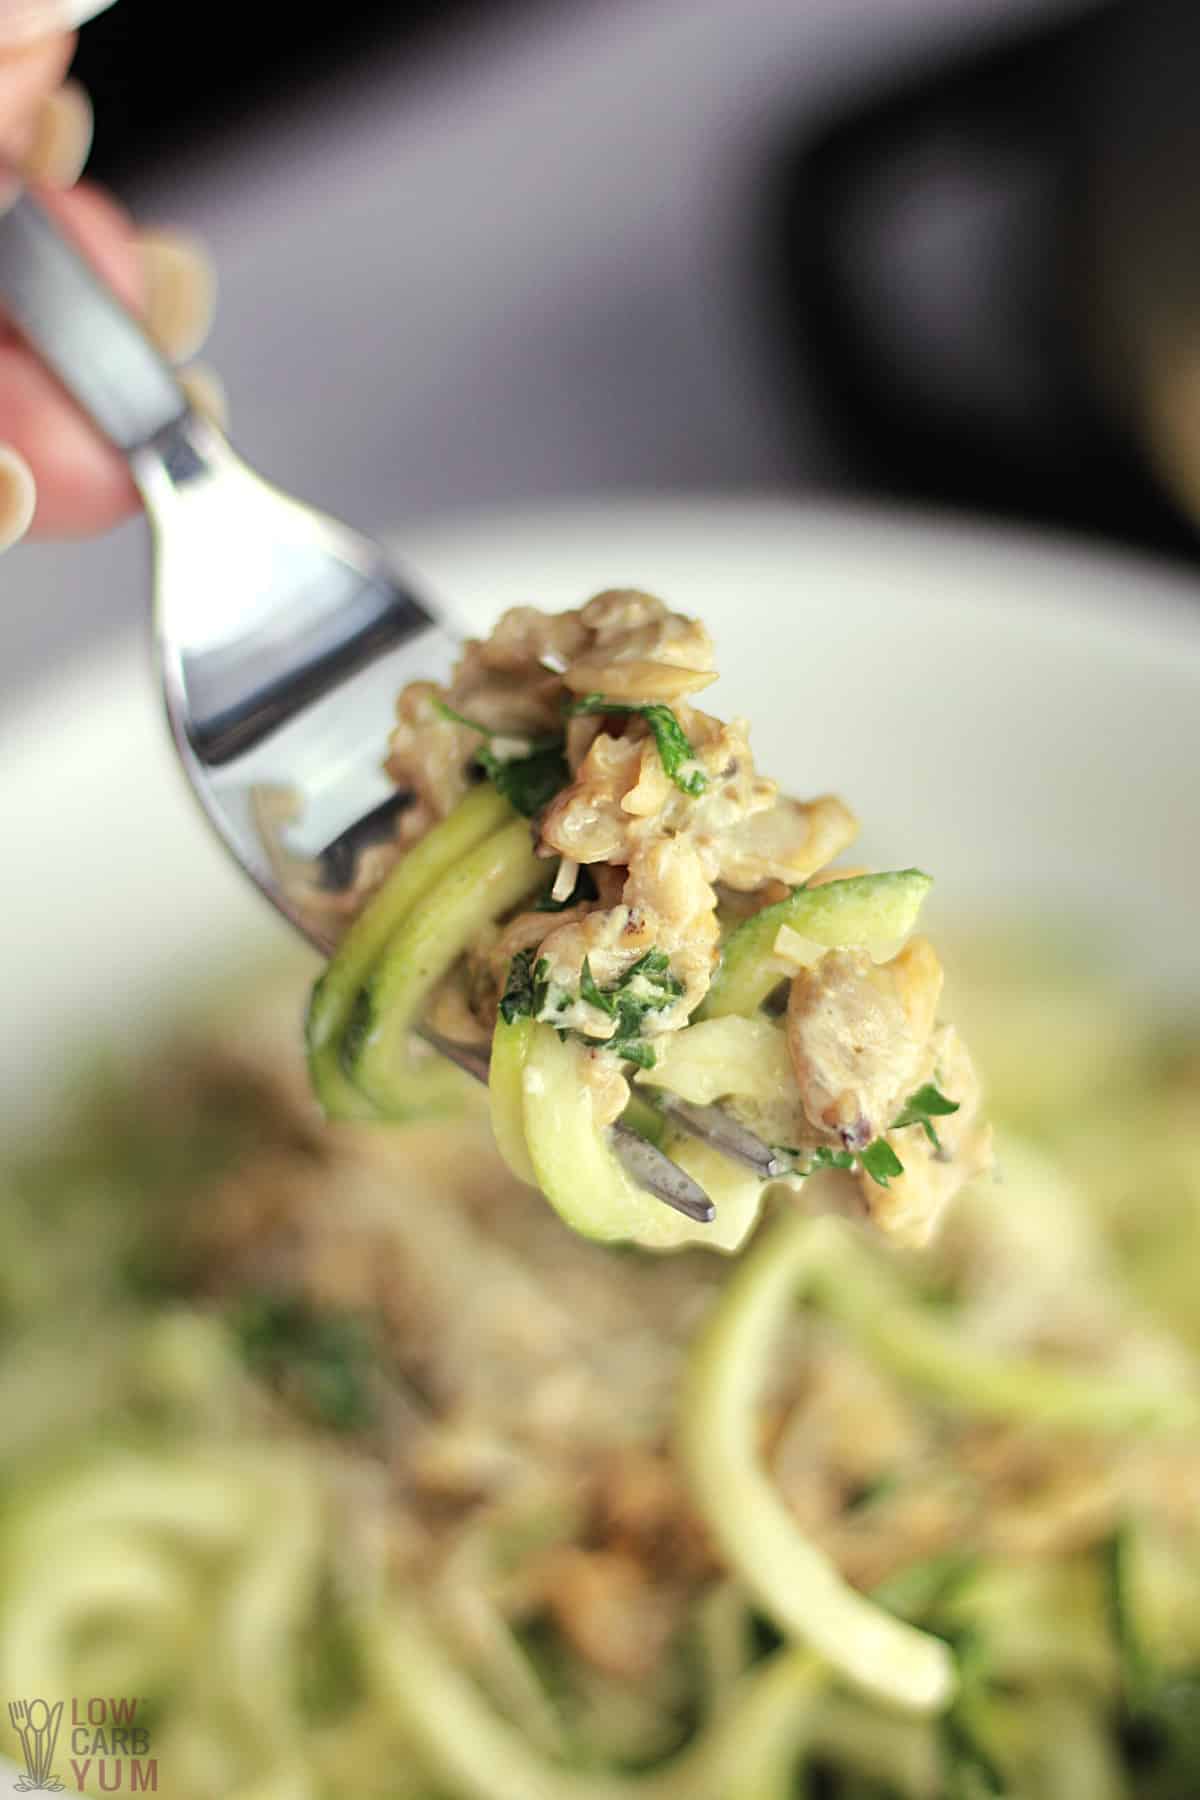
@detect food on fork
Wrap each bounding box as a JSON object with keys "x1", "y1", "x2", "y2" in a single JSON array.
[{"x1": 306, "y1": 591, "x2": 991, "y2": 1249}]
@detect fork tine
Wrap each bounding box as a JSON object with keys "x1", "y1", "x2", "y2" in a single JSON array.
[
  {"x1": 610, "y1": 1125, "x2": 715, "y2": 1223},
  {"x1": 651, "y1": 1092, "x2": 788, "y2": 1179},
  {"x1": 417, "y1": 1027, "x2": 491, "y2": 1085},
  {"x1": 418, "y1": 1024, "x2": 788, "y2": 1224},
  {"x1": 419, "y1": 1024, "x2": 716, "y2": 1220}
]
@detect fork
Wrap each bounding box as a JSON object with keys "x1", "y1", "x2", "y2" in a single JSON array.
[
  {"x1": 7, "y1": 1700, "x2": 34, "y2": 1785},
  {"x1": 0, "y1": 177, "x2": 787, "y2": 1224}
]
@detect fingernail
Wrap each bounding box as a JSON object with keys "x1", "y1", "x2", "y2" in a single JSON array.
[
  {"x1": 139, "y1": 228, "x2": 217, "y2": 364},
  {"x1": 178, "y1": 361, "x2": 229, "y2": 431},
  {"x1": 0, "y1": 444, "x2": 36, "y2": 551},
  {"x1": 0, "y1": 0, "x2": 116, "y2": 45},
  {"x1": 22, "y1": 77, "x2": 92, "y2": 186}
]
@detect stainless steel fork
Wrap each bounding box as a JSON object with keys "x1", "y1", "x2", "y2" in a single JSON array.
[{"x1": 0, "y1": 178, "x2": 785, "y2": 1223}]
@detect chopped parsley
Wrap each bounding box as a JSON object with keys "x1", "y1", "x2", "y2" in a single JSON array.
[
  {"x1": 891, "y1": 1082, "x2": 961, "y2": 1151},
  {"x1": 859, "y1": 1137, "x2": 905, "y2": 1187},
  {"x1": 578, "y1": 950, "x2": 685, "y2": 1068},
  {"x1": 775, "y1": 1083, "x2": 959, "y2": 1189},
  {"x1": 435, "y1": 689, "x2": 707, "y2": 812},
  {"x1": 809, "y1": 1145, "x2": 857, "y2": 1172},
  {"x1": 433, "y1": 698, "x2": 569, "y2": 817},
  {"x1": 499, "y1": 949, "x2": 550, "y2": 1025},
  {"x1": 432, "y1": 699, "x2": 498, "y2": 734},
  {"x1": 233, "y1": 1293, "x2": 377, "y2": 1434},
  {"x1": 776, "y1": 1139, "x2": 899, "y2": 1186},
  {"x1": 564, "y1": 695, "x2": 708, "y2": 797},
  {"x1": 501, "y1": 946, "x2": 683, "y2": 1069},
  {"x1": 474, "y1": 743, "x2": 570, "y2": 818}
]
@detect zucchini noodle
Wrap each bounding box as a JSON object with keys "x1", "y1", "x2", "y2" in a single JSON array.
[
  {"x1": 306, "y1": 783, "x2": 511, "y2": 1120},
  {"x1": 697, "y1": 870, "x2": 933, "y2": 1022},
  {"x1": 348, "y1": 817, "x2": 543, "y2": 1117},
  {"x1": 806, "y1": 1693, "x2": 941, "y2": 1797},
  {"x1": 364, "y1": 1599, "x2": 823, "y2": 1800},
  {"x1": 0, "y1": 1452, "x2": 329, "y2": 1800},
  {"x1": 517, "y1": 1022, "x2": 765, "y2": 1251},
  {"x1": 679, "y1": 1201, "x2": 1200, "y2": 1719},
  {"x1": 488, "y1": 1013, "x2": 539, "y2": 1185},
  {"x1": 816, "y1": 1244, "x2": 1200, "y2": 1436},
  {"x1": 2, "y1": 918, "x2": 1199, "y2": 1797},
  {"x1": 677, "y1": 1204, "x2": 957, "y2": 1713}
]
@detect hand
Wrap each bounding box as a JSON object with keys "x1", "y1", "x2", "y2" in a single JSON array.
[{"x1": 0, "y1": 24, "x2": 221, "y2": 551}]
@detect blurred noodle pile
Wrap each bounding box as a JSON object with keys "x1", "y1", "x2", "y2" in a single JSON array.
[{"x1": 0, "y1": 930, "x2": 1197, "y2": 1799}]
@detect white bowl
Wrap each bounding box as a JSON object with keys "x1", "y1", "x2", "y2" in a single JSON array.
[{"x1": 3, "y1": 496, "x2": 1199, "y2": 1137}]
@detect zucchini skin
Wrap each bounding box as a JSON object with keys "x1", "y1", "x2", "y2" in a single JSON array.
[
  {"x1": 489, "y1": 1014, "x2": 538, "y2": 1184},
  {"x1": 306, "y1": 784, "x2": 512, "y2": 1120},
  {"x1": 699, "y1": 870, "x2": 933, "y2": 1021},
  {"x1": 346, "y1": 817, "x2": 544, "y2": 1118},
  {"x1": 521, "y1": 1024, "x2": 763, "y2": 1252}
]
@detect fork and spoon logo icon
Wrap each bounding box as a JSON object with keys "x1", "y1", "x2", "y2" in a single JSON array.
[{"x1": 6, "y1": 1700, "x2": 64, "y2": 1792}]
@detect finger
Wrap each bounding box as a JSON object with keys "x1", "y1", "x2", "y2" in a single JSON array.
[
  {"x1": 177, "y1": 360, "x2": 228, "y2": 430},
  {"x1": 0, "y1": 184, "x2": 222, "y2": 538},
  {"x1": 0, "y1": 32, "x2": 73, "y2": 161},
  {"x1": 0, "y1": 342, "x2": 138, "y2": 534},
  {"x1": 0, "y1": 178, "x2": 143, "y2": 356},
  {"x1": 0, "y1": 4, "x2": 115, "y2": 49},
  {"x1": 34, "y1": 178, "x2": 144, "y2": 311},
  {"x1": 138, "y1": 228, "x2": 216, "y2": 363},
  {"x1": 0, "y1": 441, "x2": 36, "y2": 548},
  {"x1": 21, "y1": 74, "x2": 91, "y2": 185},
  {"x1": 0, "y1": 184, "x2": 144, "y2": 535}
]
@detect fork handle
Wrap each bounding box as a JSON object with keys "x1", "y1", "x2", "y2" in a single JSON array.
[{"x1": 0, "y1": 174, "x2": 188, "y2": 454}]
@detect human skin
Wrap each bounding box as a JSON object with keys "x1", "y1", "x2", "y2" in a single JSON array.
[{"x1": 0, "y1": 24, "x2": 212, "y2": 540}]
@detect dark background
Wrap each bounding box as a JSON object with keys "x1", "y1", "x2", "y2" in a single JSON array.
[{"x1": 74, "y1": 0, "x2": 536, "y2": 184}]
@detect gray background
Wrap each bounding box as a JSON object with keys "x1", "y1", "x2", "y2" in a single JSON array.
[{"x1": 2, "y1": 0, "x2": 1093, "y2": 704}]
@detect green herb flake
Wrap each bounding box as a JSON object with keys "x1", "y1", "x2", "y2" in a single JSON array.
[
  {"x1": 433, "y1": 697, "x2": 495, "y2": 734},
  {"x1": 433, "y1": 698, "x2": 570, "y2": 817},
  {"x1": 499, "y1": 949, "x2": 536, "y2": 1024},
  {"x1": 475, "y1": 743, "x2": 570, "y2": 819},
  {"x1": 810, "y1": 1145, "x2": 858, "y2": 1172},
  {"x1": 891, "y1": 1082, "x2": 961, "y2": 1150},
  {"x1": 778, "y1": 1137, "x2": 903, "y2": 1186},
  {"x1": 625, "y1": 947, "x2": 672, "y2": 981},
  {"x1": 859, "y1": 1138, "x2": 905, "y2": 1188},
  {"x1": 339, "y1": 988, "x2": 374, "y2": 1070},
  {"x1": 579, "y1": 955, "x2": 613, "y2": 1018},
  {"x1": 234, "y1": 1293, "x2": 376, "y2": 1434},
  {"x1": 561, "y1": 949, "x2": 682, "y2": 1064},
  {"x1": 565, "y1": 694, "x2": 708, "y2": 797}
]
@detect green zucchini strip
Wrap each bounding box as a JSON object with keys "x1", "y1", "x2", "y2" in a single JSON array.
[
  {"x1": 677, "y1": 1208, "x2": 957, "y2": 1714},
  {"x1": 489, "y1": 1014, "x2": 538, "y2": 1185},
  {"x1": 364, "y1": 1597, "x2": 823, "y2": 1800},
  {"x1": 521, "y1": 1024, "x2": 759, "y2": 1252},
  {"x1": 680, "y1": 1203, "x2": 1200, "y2": 1714},
  {"x1": 306, "y1": 784, "x2": 512, "y2": 1119},
  {"x1": 617, "y1": 1086, "x2": 667, "y2": 1148},
  {"x1": 699, "y1": 869, "x2": 932, "y2": 1021},
  {"x1": 819, "y1": 1248, "x2": 1200, "y2": 1436},
  {"x1": 347, "y1": 817, "x2": 544, "y2": 1118}
]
